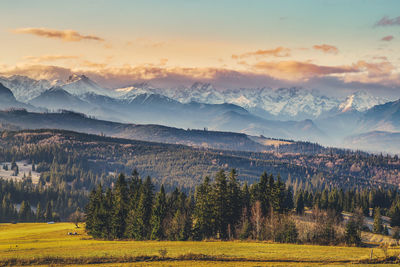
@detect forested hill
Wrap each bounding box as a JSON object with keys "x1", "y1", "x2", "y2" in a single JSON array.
[
  {"x1": 0, "y1": 129, "x2": 399, "y2": 192},
  {"x1": 0, "y1": 109, "x2": 329, "y2": 154}
]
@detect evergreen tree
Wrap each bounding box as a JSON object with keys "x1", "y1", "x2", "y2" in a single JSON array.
[
  {"x1": 193, "y1": 176, "x2": 214, "y2": 240},
  {"x1": 226, "y1": 169, "x2": 241, "y2": 238},
  {"x1": 373, "y1": 207, "x2": 383, "y2": 234},
  {"x1": 19, "y1": 200, "x2": 33, "y2": 222},
  {"x1": 213, "y1": 169, "x2": 229, "y2": 239},
  {"x1": 36, "y1": 202, "x2": 44, "y2": 222},
  {"x1": 111, "y1": 174, "x2": 128, "y2": 239},
  {"x1": 295, "y1": 191, "x2": 305, "y2": 214},
  {"x1": 150, "y1": 185, "x2": 167, "y2": 240},
  {"x1": 344, "y1": 217, "x2": 361, "y2": 246},
  {"x1": 390, "y1": 203, "x2": 400, "y2": 227},
  {"x1": 125, "y1": 176, "x2": 154, "y2": 239},
  {"x1": 44, "y1": 202, "x2": 53, "y2": 221}
]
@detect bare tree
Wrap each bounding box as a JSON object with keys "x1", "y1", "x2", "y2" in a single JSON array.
[
  {"x1": 251, "y1": 201, "x2": 264, "y2": 240},
  {"x1": 69, "y1": 209, "x2": 85, "y2": 228}
]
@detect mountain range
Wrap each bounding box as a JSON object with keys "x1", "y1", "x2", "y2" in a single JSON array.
[{"x1": 0, "y1": 74, "x2": 399, "y2": 154}]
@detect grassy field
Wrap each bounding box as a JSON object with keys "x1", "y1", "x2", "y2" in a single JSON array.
[{"x1": 0, "y1": 223, "x2": 399, "y2": 266}]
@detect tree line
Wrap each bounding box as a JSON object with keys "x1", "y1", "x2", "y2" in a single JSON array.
[
  {"x1": 86, "y1": 169, "x2": 295, "y2": 241},
  {"x1": 87, "y1": 169, "x2": 396, "y2": 245}
]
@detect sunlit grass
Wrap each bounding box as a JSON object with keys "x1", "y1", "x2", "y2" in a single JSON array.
[{"x1": 0, "y1": 223, "x2": 399, "y2": 266}]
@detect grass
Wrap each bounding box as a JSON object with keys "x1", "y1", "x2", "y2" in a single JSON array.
[{"x1": 0, "y1": 223, "x2": 399, "y2": 266}]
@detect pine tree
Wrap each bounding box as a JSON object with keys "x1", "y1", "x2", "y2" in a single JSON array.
[
  {"x1": 85, "y1": 184, "x2": 109, "y2": 238},
  {"x1": 111, "y1": 173, "x2": 128, "y2": 239},
  {"x1": 390, "y1": 203, "x2": 400, "y2": 227},
  {"x1": 373, "y1": 207, "x2": 383, "y2": 234},
  {"x1": 19, "y1": 200, "x2": 33, "y2": 222},
  {"x1": 344, "y1": 217, "x2": 361, "y2": 246},
  {"x1": 150, "y1": 185, "x2": 167, "y2": 240},
  {"x1": 125, "y1": 176, "x2": 154, "y2": 239},
  {"x1": 213, "y1": 169, "x2": 229, "y2": 239},
  {"x1": 44, "y1": 202, "x2": 53, "y2": 221},
  {"x1": 193, "y1": 176, "x2": 214, "y2": 240},
  {"x1": 36, "y1": 202, "x2": 44, "y2": 222},
  {"x1": 226, "y1": 169, "x2": 241, "y2": 238},
  {"x1": 295, "y1": 191, "x2": 305, "y2": 214}
]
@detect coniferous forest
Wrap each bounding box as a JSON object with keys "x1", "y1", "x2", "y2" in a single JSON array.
[{"x1": 85, "y1": 169, "x2": 400, "y2": 245}]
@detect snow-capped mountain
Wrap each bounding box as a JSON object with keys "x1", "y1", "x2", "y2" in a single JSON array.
[
  {"x1": 115, "y1": 83, "x2": 342, "y2": 120},
  {"x1": 0, "y1": 74, "x2": 113, "y2": 101},
  {"x1": 62, "y1": 74, "x2": 114, "y2": 97},
  {"x1": 1, "y1": 74, "x2": 400, "y2": 153},
  {"x1": 1, "y1": 75, "x2": 392, "y2": 122},
  {"x1": 338, "y1": 91, "x2": 388, "y2": 113},
  {"x1": 0, "y1": 75, "x2": 60, "y2": 102}
]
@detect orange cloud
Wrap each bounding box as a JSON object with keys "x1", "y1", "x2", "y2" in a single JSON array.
[
  {"x1": 353, "y1": 60, "x2": 395, "y2": 77},
  {"x1": 0, "y1": 64, "x2": 73, "y2": 80},
  {"x1": 1, "y1": 59, "x2": 399, "y2": 89},
  {"x1": 312, "y1": 44, "x2": 339, "y2": 54},
  {"x1": 23, "y1": 55, "x2": 79, "y2": 63},
  {"x1": 232, "y1": 47, "x2": 291, "y2": 59},
  {"x1": 81, "y1": 60, "x2": 108, "y2": 69},
  {"x1": 251, "y1": 60, "x2": 356, "y2": 80},
  {"x1": 13, "y1": 27, "x2": 104, "y2": 42},
  {"x1": 381, "y1": 35, "x2": 394, "y2": 41}
]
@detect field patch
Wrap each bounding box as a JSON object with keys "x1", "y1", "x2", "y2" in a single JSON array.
[{"x1": 0, "y1": 223, "x2": 399, "y2": 266}]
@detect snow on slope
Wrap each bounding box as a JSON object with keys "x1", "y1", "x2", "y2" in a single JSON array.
[
  {"x1": 1, "y1": 75, "x2": 391, "y2": 121},
  {"x1": 0, "y1": 75, "x2": 60, "y2": 101},
  {"x1": 338, "y1": 91, "x2": 388, "y2": 113},
  {"x1": 61, "y1": 74, "x2": 113, "y2": 97}
]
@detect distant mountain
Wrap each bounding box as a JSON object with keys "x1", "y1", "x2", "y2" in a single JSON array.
[
  {"x1": 0, "y1": 83, "x2": 39, "y2": 111},
  {"x1": 0, "y1": 109, "x2": 325, "y2": 153},
  {"x1": 29, "y1": 87, "x2": 125, "y2": 123},
  {"x1": 344, "y1": 131, "x2": 400, "y2": 154},
  {"x1": 0, "y1": 75, "x2": 57, "y2": 101},
  {"x1": 0, "y1": 83, "x2": 16, "y2": 101},
  {"x1": 314, "y1": 98, "x2": 400, "y2": 149},
  {"x1": 1, "y1": 74, "x2": 399, "y2": 153},
  {"x1": 30, "y1": 87, "x2": 90, "y2": 110},
  {"x1": 116, "y1": 83, "x2": 389, "y2": 121},
  {"x1": 337, "y1": 91, "x2": 388, "y2": 113},
  {"x1": 360, "y1": 99, "x2": 400, "y2": 131},
  {"x1": 1, "y1": 74, "x2": 392, "y2": 120},
  {"x1": 62, "y1": 74, "x2": 113, "y2": 97}
]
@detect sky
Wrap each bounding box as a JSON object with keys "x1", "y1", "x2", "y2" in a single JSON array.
[{"x1": 0, "y1": 0, "x2": 400, "y2": 96}]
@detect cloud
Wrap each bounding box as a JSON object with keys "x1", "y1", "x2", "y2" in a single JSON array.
[
  {"x1": 23, "y1": 55, "x2": 79, "y2": 63},
  {"x1": 1, "y1": 59, "x2": 399, "y2": 92},
  {"x1": 81, "y1": 60, "x2": 108, "y2": 69},
  {"x1": 127, "y1": 38, "x2": 166, "y2": 48},
  {"x1": 0, "y1": 64, "x2": 73, "y2": 80},
  {"x1": 312, "y1": 44, "x2": 339, "y2": 54},
  {"x1": 13, "y1": 27, "x2": 104, "y2": 42},
  {"x1": 232, "y1": 47, "x2": 291, "y2": 59},
  {"x1": 381, "y1": 35, "x2": 394, "y2": 41},
  {"x1": 375, "y1": 16, "x2": 400, "y2": 26},
  {"x1": 251, "y1": 60, "x2": 357, "y2": 80}
]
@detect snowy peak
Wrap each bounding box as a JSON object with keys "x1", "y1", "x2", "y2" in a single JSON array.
[
  {"x1": 114, "y1": 83, "x2": 155, "y2": 99},
  {"x1": 338, "y1": 91, "x2": 388, "y2": 113},
  {"x1": 190, "y1": 82, "x2": 215, "y2": 92},
  {"x1": 66, "y1": 74, "x2": 90, "y2": 83},
  {"x1": 61, "y1": 74, "x2": 112, "y2": 97},
  {"x1": 0, "y1": 75, "x2": 54, "y2": 102}
]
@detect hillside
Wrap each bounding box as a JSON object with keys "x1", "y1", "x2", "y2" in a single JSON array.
[
  {"x1": 1, "y1": 129, "x2": 399, "y2": 191},
  {"x1": 0, "y1": 109, "x2": 327, "y2": 153}
]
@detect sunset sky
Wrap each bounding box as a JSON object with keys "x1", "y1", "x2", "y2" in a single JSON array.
[{"x1": 0, "y1": 0, "x2": 399, "y2": 96}]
